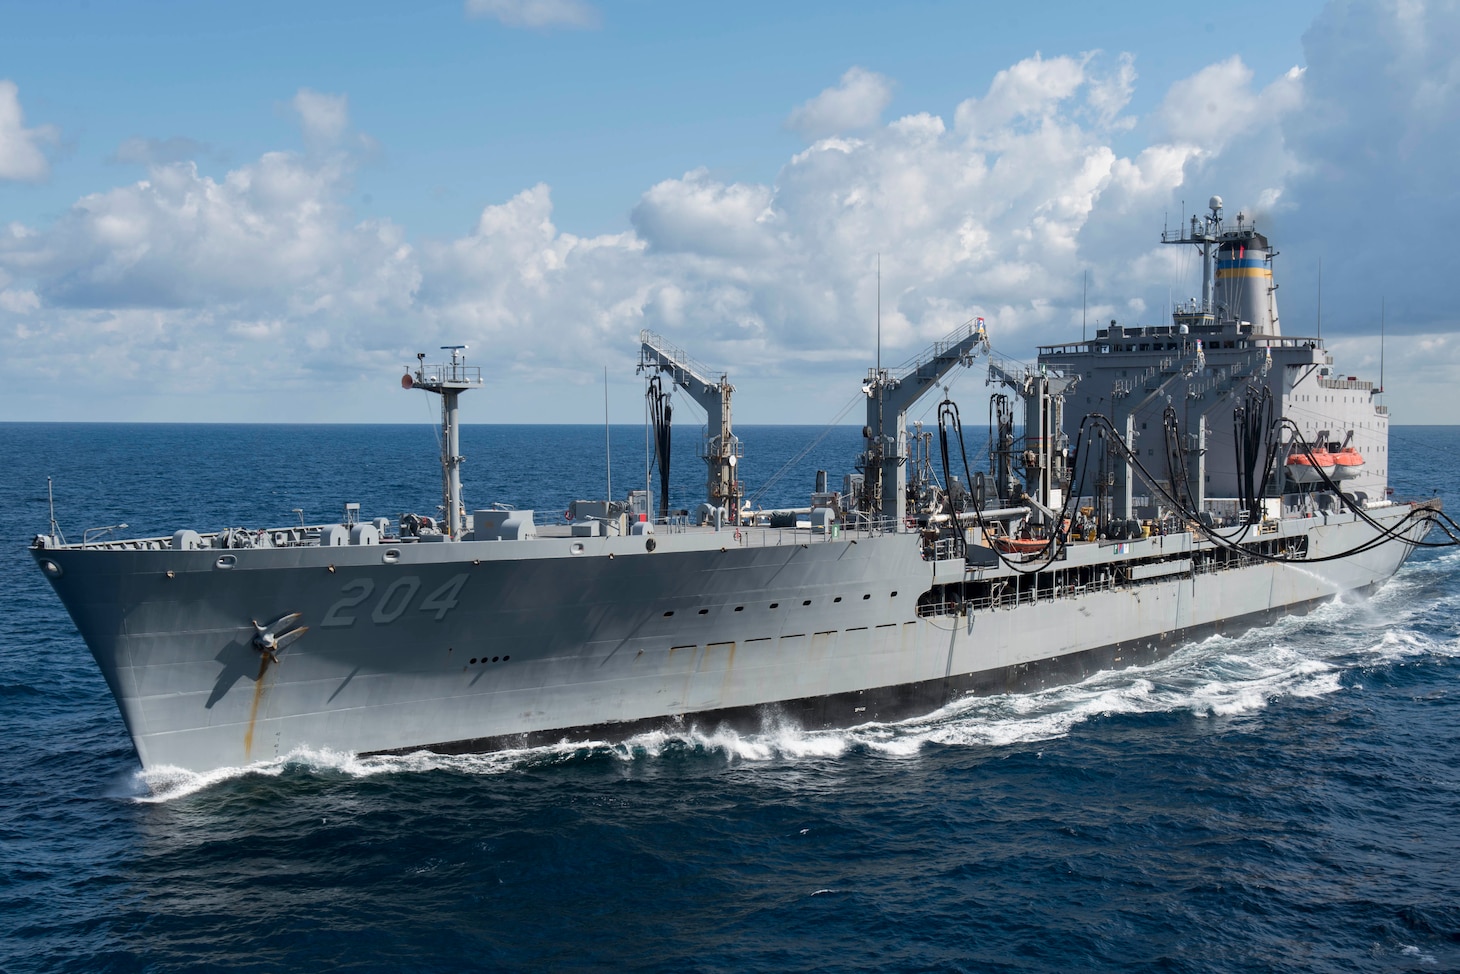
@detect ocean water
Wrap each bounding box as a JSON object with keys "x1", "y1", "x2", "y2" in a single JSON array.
[{"x1": 2, "y1": 421, "x2": 1457, "y2": 973}]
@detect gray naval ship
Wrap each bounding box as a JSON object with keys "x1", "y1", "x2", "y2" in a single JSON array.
[{"x1": 31, "y1": 196, "x2": 1449, "y2": 774}]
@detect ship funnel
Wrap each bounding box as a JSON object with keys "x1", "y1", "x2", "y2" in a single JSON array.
[
  {"x1": 1162, "y1": 192, "x2": 1281, "y2": 336},
  {"x1": 1215, "y1": 224, "x2": 1280, "y2": 336}
]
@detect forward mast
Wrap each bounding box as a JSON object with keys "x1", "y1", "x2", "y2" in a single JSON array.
[{"x1": 402, "y1": 345, "x2": 483, "y2": 538}]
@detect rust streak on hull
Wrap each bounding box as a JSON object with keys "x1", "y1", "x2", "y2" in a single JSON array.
[{"x1": 243, "y1": 656, "x2": 269, "y2": 759}]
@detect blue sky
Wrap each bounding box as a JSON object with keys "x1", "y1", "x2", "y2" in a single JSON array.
[{"x1": 2, "y1": 0, "x2": 1456, "y2": 425}]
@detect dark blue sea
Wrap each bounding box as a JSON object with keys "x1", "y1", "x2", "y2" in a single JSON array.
[{"x1": 3, "y1": 422, "x2": 1457, "y2": 973}]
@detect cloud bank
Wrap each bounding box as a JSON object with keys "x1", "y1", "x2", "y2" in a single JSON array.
[{"x1": 2, "y1": 1, "x2": 1457, "y2": 423}]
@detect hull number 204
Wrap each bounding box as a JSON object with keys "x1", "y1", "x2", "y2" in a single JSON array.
[{"x1": 320, "y1": 574, "x2": 469, "y2": 628}]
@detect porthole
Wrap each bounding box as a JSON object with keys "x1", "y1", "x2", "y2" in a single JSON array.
[
  {"x1": 734, "y1": 606, "x2": 744, "y2": 612},
  {"x1": 492, "y1": 656, "x2": 499, "y2": 663},
  {"x1": 863, "y1": 594, "x2": 871, "y2": 600},
  {"x1": 664, "y1": 610, "x2": 675, "y2": 617},
  {"x1": 502, "y1": 655, "x2": 510, "y2": 662},
  {"x1": 769, "y1": 602, "x2": 779, "y2": 609},
  {"x1": 890, "y1": 591, "x2": 898, "y2": 597},
  {"x1": 470, "y1": 658, "x2": 478, "y2": 664},
  {"x1": 833, "y1": 597, "x2": 842, "y2": 603},
  {"x1": 698, "y1": 609, "x2": 709, "y2": 615},
  {"x1": 802, "y1": 600, "x2": 812, "y2": 606}
]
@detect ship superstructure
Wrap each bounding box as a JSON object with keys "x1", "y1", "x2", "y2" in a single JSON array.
[
  {"x1": 1038, "y1": 197, "x2": 1388, "y2": 525},
  {"x1": 29, "y1": 198, "x2": 1448, "y2": 775}
]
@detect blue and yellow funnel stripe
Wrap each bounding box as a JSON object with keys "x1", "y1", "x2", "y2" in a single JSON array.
[{"x1": 1217, "y1": 256, "x2": 1270, "y2": 279}]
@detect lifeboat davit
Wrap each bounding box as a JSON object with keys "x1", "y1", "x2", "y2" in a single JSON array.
[
  {"x1": 1286, "y1": 448, "x2": 1335, "y2": 485},
  {"x1": 1329, "y1": 446, "x2": 1365, "y2": 481}
]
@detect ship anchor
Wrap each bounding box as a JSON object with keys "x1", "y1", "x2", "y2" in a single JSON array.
[{"x1": 251, "y1": 612, "x2": 308, "y2": 664}]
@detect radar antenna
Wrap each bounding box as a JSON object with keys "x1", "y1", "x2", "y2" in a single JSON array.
[{"x1": 402, "y1": 345, "x2": 483, "y2": 539}]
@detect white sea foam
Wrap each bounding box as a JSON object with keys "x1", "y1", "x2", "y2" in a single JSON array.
[
  {"x1": 136, "y1": 759, "x2": 288, "y2": 803},
  {"x1": 617, "y1": 721, "x2": 853, "y2": 762},
  {"x1": 1399, "y1": 944, "x2": 1437, "y2": 966},
  {"x1": 134, "y1": 743, "x2": 576, "y2": 801}
]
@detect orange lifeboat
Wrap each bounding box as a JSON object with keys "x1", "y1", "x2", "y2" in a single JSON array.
[
  {"x1": 1286, "y1": 448, "x2": 1335, "y2": 485},
  {"x1": 1330, "y1": 446, "x2": 1365, "y2": 481},
  {"x1": 993, "y1": 536, "x2": 1051, "y2": 554}
]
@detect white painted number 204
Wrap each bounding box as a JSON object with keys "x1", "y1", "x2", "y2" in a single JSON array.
[{"x1": 320, "y1": 574, "x2": 469, "y2": 628}]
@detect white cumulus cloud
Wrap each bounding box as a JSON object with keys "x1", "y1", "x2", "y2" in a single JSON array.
[
  {"x1": 954, "y1": 52, "x2": 1088, "y2": 136},
  {"x1": 1087, "y1": 52, "x2": 1137, "y2": 127},
  {"x1": 0, "y1": 80, "x2": 57, "y2": 182},
  {"x1": 632, "y1": 169, "x2": 777, "y2": 258},
  {"x1": 787, "y1": 67, "x2": 894, "y2": 140},
  {"x1": 1154, "y1": 56, "x2": 1303, "y2": 150}
]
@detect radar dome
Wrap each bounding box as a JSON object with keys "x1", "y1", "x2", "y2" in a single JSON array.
[{"x1": 1209, "y1": 195, "x2": 1223, "y2": 212}]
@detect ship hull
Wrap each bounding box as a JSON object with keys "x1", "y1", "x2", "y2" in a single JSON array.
[
  {"x1": 34, "y1": 506, "x2": 1430, "y2": 773},
  {"x1": 369, "y1": 581, "x2": 1375, "y2": 758}
]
